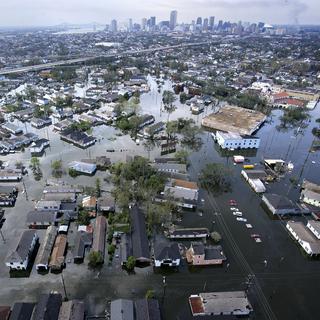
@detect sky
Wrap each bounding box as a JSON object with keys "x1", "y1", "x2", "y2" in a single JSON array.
[{"x1": 0, "y1": 0, "x2": 319, "y2": 27}]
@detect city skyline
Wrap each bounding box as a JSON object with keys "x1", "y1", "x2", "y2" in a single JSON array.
[{"x1": 0, "y1": 0, "x2": 319, "y2": 27}]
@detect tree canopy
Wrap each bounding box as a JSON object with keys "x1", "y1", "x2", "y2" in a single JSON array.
[{"x1": 199, "y1": 163, "x2": 232, "y2": 193}]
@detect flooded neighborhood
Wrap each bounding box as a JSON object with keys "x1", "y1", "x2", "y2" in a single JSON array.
[{"x1": 0, "y1": 7, "x2": 320, "y2": 320}]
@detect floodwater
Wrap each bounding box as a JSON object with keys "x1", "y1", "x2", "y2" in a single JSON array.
[{"x1": 0, "y1": 76, "x2": 320, "y2": 319}]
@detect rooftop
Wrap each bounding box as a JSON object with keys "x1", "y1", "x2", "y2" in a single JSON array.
[
  {"x1": 189, "y1": 291, "x2": 252, "y2": 316},
  {"x1": 202, "y1": 105, "x2": 266, "y2": 135}
]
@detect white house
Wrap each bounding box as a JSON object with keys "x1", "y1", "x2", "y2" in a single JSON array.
[
  {"x1": 164, "y1": 179, "x2": 199, "y2": 201},
  {"x1": 0, "y1": 169, "x2": 22, "y2": 182},
  {"x1": 6, "y1": 230, "x2": 39, "y2": 270},
  {"x1": 214, "y1": 131, "x2": 260, "y2": 150},
  {"x1": 2, "y1": 123, "x2": 23, "y2": 135},
  {"x1": 30, "y1": 139, "x2": 50, "y2": 156},
  {"x1": 307, "y1": 221, "x2": 320, "y2": 240},
  {"x1": 35, "y1": 200, "x2": 61, "y2": 211},
  {"x1": 68, "y1": 161, "x2": 97, "y2": 175},
  {"x1": 286, "y1": 221, "x2": 320, "y2": 256},
  {"x1": 300, "y1": 180, "x2": 320, "y2": 208},
  {"x1": 301, "y1": 189, "x2": 320, "y2": 208}
]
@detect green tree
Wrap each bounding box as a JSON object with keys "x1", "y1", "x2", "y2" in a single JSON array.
[
  {"x1": 179, "y1": 92, "x2": 188, "y2": 104},
  {"x1": 78, "y1": 210, "x2": 91, "y2": 225},
  {"x1": 174, "y1": 150, "x2": 189, "y2": 164},
  {"x1": 162, "y1": 90, "x2": 176, "y2": 121},
  {"x1": 95, "y1": 178, "x2": 101, "y2": 197},
  {"x1": 30, "y1": 157, "x2": 40, "y2": 170},
  {"x1": 126, "y1": 256, "x2": 136, "y2": 271},
  {"x1": 145, "y1": 289, "x2": 155, "y2": 299},
  {"x1": 312, "y1": 127, "x2": 320, "y2": 138},
  {"x1": 15, "y1": 161, "x2": 23, "y2": 169},
  {"x1": 108, "y1": 244, "x2": 116, "y2": 255},
  {"x1": 280, "y1": 108, "x2": 309, "y2": 128},
  {"x1": 211, "y1": 231, "x2": 222, "y2": 243},
  {"x1": 88, "y1": 251, "x2": 104, "y2": 267},
  {"x1": 199, "y1": 163, "x2": 232, "y2": 193},
  {"x1": 68, "y1": 168, "x2": 78, "y2": 178},
  {"x1": 51, "y1": 160, "x2": 63, "y2": 178}
]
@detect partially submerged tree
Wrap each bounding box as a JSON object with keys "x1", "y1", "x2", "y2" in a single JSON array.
[
  {"x1": 125, "y1": 256, "x2": 136, "y2": 271},
  {"x1": 211, "y1": 231, "x2": 222, "y2": 243},
  {"x1": 51, "y1": 160, "x2": 63, "y2": 178},
  {"x1": 199, "y1": 163, "x2": 232, "y2": 193},
  {"x1": 88, "y1": 251, "x2": 104, "y2": 268}
]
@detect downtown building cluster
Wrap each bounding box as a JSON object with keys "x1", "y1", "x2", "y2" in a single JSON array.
[{"x1": 106, "y1": 10, "x2": 278, "y2": 35}]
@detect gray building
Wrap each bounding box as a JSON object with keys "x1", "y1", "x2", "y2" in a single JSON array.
[
  {"x1": 130, "y1": 206, "x2": 150, "y2": 264},
  {"x1": 32, "y1": 293, "x2": 62, "y2": 320},
  {"x1": 58, "y1": 300, "x2": 85, "y2": 320},
  {"x1": 9, "y1": 303, "x2": 35, "y2": 320},
  {"x1": 135, "y1": 299, "x2": 161, "y2": 320},
  {"x1": 169, "y1": 10, "x2": 177, "y2": 30},
  {"x1": 6, "y1": 230, "x2": 38, "y2": 270},
  {"x1": 111, "y1": 299, "x2": 134, "y2": 320},
  {"x1": 35, "y1": 226, "x2": 57, "y2": 271},
  {"x1": 262, "y1": 194, "x2": 301, "y2": 215}
]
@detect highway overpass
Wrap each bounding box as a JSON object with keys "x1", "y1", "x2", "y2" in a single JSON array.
[{"x1": 0, "y1": 42, "x2": 210, "y2": 76}]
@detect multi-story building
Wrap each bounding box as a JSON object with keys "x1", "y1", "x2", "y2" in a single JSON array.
[
  {"x1": 214, "y1": 131, "x2": 260, "y2": 150},
  {"x1": 6, "y1": 230, "x2": 39, "y2": 270},
  {"x1": 170, "y1": 10, "x2": 177, "y2": 30}
]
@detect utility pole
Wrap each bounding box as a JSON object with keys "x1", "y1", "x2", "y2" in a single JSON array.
[
  {"x1": 61, "y1": 273, "x2": 68, "y2": 301},
  {"x1": 162, "y1": 276, "x2": 167, "y2": 305},
  {"x1": 245, "y1": 274, "x2": 254, "y2": 294},
  {"x1": 22, "y1": 181, "x2": 28, "y2": 201},
  {"x1": 0, "y1": 229, "x2": 5, "y2": 243}
]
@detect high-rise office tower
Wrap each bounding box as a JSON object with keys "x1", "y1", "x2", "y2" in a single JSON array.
[
  {"x1": 141, "y1": 18, "x2": 147, "y2": 31},
  {"x1": 150, "y1": 16, "x2": 156, "y2": 27},
  {"x1": 128, "y1": 18, "x2": 133, "y2": 32},
  {"x1": 209, "y1": 16, "x2": 215, "y2": 30},
  {"x1": 196, "y1": 17, "x2": 202, "y2": 26},
  {"x1": 110, "y1": 19, "x2": 117, "y2": 32},
  {"x1": 170, "y1": 10, "x2": 178, "y2": 30},
  {"x1": 203, "y1": 18, "x2": 209, "y2": 31}
]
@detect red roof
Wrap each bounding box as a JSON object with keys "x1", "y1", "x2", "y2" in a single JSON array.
[
  {"x1": 189, "y1": 296, "x2": 204, "y2": 315},
  {"x1": 273, "y1": 92, "x2": 289, "y2": 99},
  {"x1": 285, "y1": 98, "x2": 305, "y2": 107}
]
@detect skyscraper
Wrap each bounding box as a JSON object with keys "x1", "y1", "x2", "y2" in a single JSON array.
[
  {"x1": 150, "y1": 16, "x2": 156, "y2": 29},
  {"x1": 128, "y1": 18, "x2": 133, "y2": 32},
  {"x1": 209, "y1": 16, "x2": 215, "y2": 30},
  {"x1": 196, "y1": 17, "x2": 202, "y2": 26},
  {"x1": 141, "y1": 18, "x2": 147, "y2": 31},
  {"x1": 170, "y1": 10, "x2": 178, "y2": 30},
  {"x1": 203, "y1": 18, "x2": 208, "y2": 31},
  {"x1": 110, "y1": 19, "x2": 117, "y2": 32}
]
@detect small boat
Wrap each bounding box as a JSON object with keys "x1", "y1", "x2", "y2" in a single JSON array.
[
  {"x1": 236, "y1": 217, "x2": 247, "y2": 222},
  {"x1": 246, "y1": 224, "x2": 253, "y2": 229},
  {"x1": 254, "y1": 238, "x2": 262, "y2": 243},
  {"x1": 233, "y1": 212, "x2": 243, "y2": 217},
  {"x1": 230, "y1": 207, "x2": 238, "y2": 211},
  {"x1": 250, "y1": 234, "x2": 261, "y2": 238}
]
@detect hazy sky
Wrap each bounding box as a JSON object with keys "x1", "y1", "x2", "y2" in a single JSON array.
[{"x1": 0, "y1": 0, "x2": 319, "y2": 27}]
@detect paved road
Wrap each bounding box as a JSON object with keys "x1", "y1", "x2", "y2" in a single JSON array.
[{"x1": 0, "y1": 42, "x2": 210, "y2": 76}]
